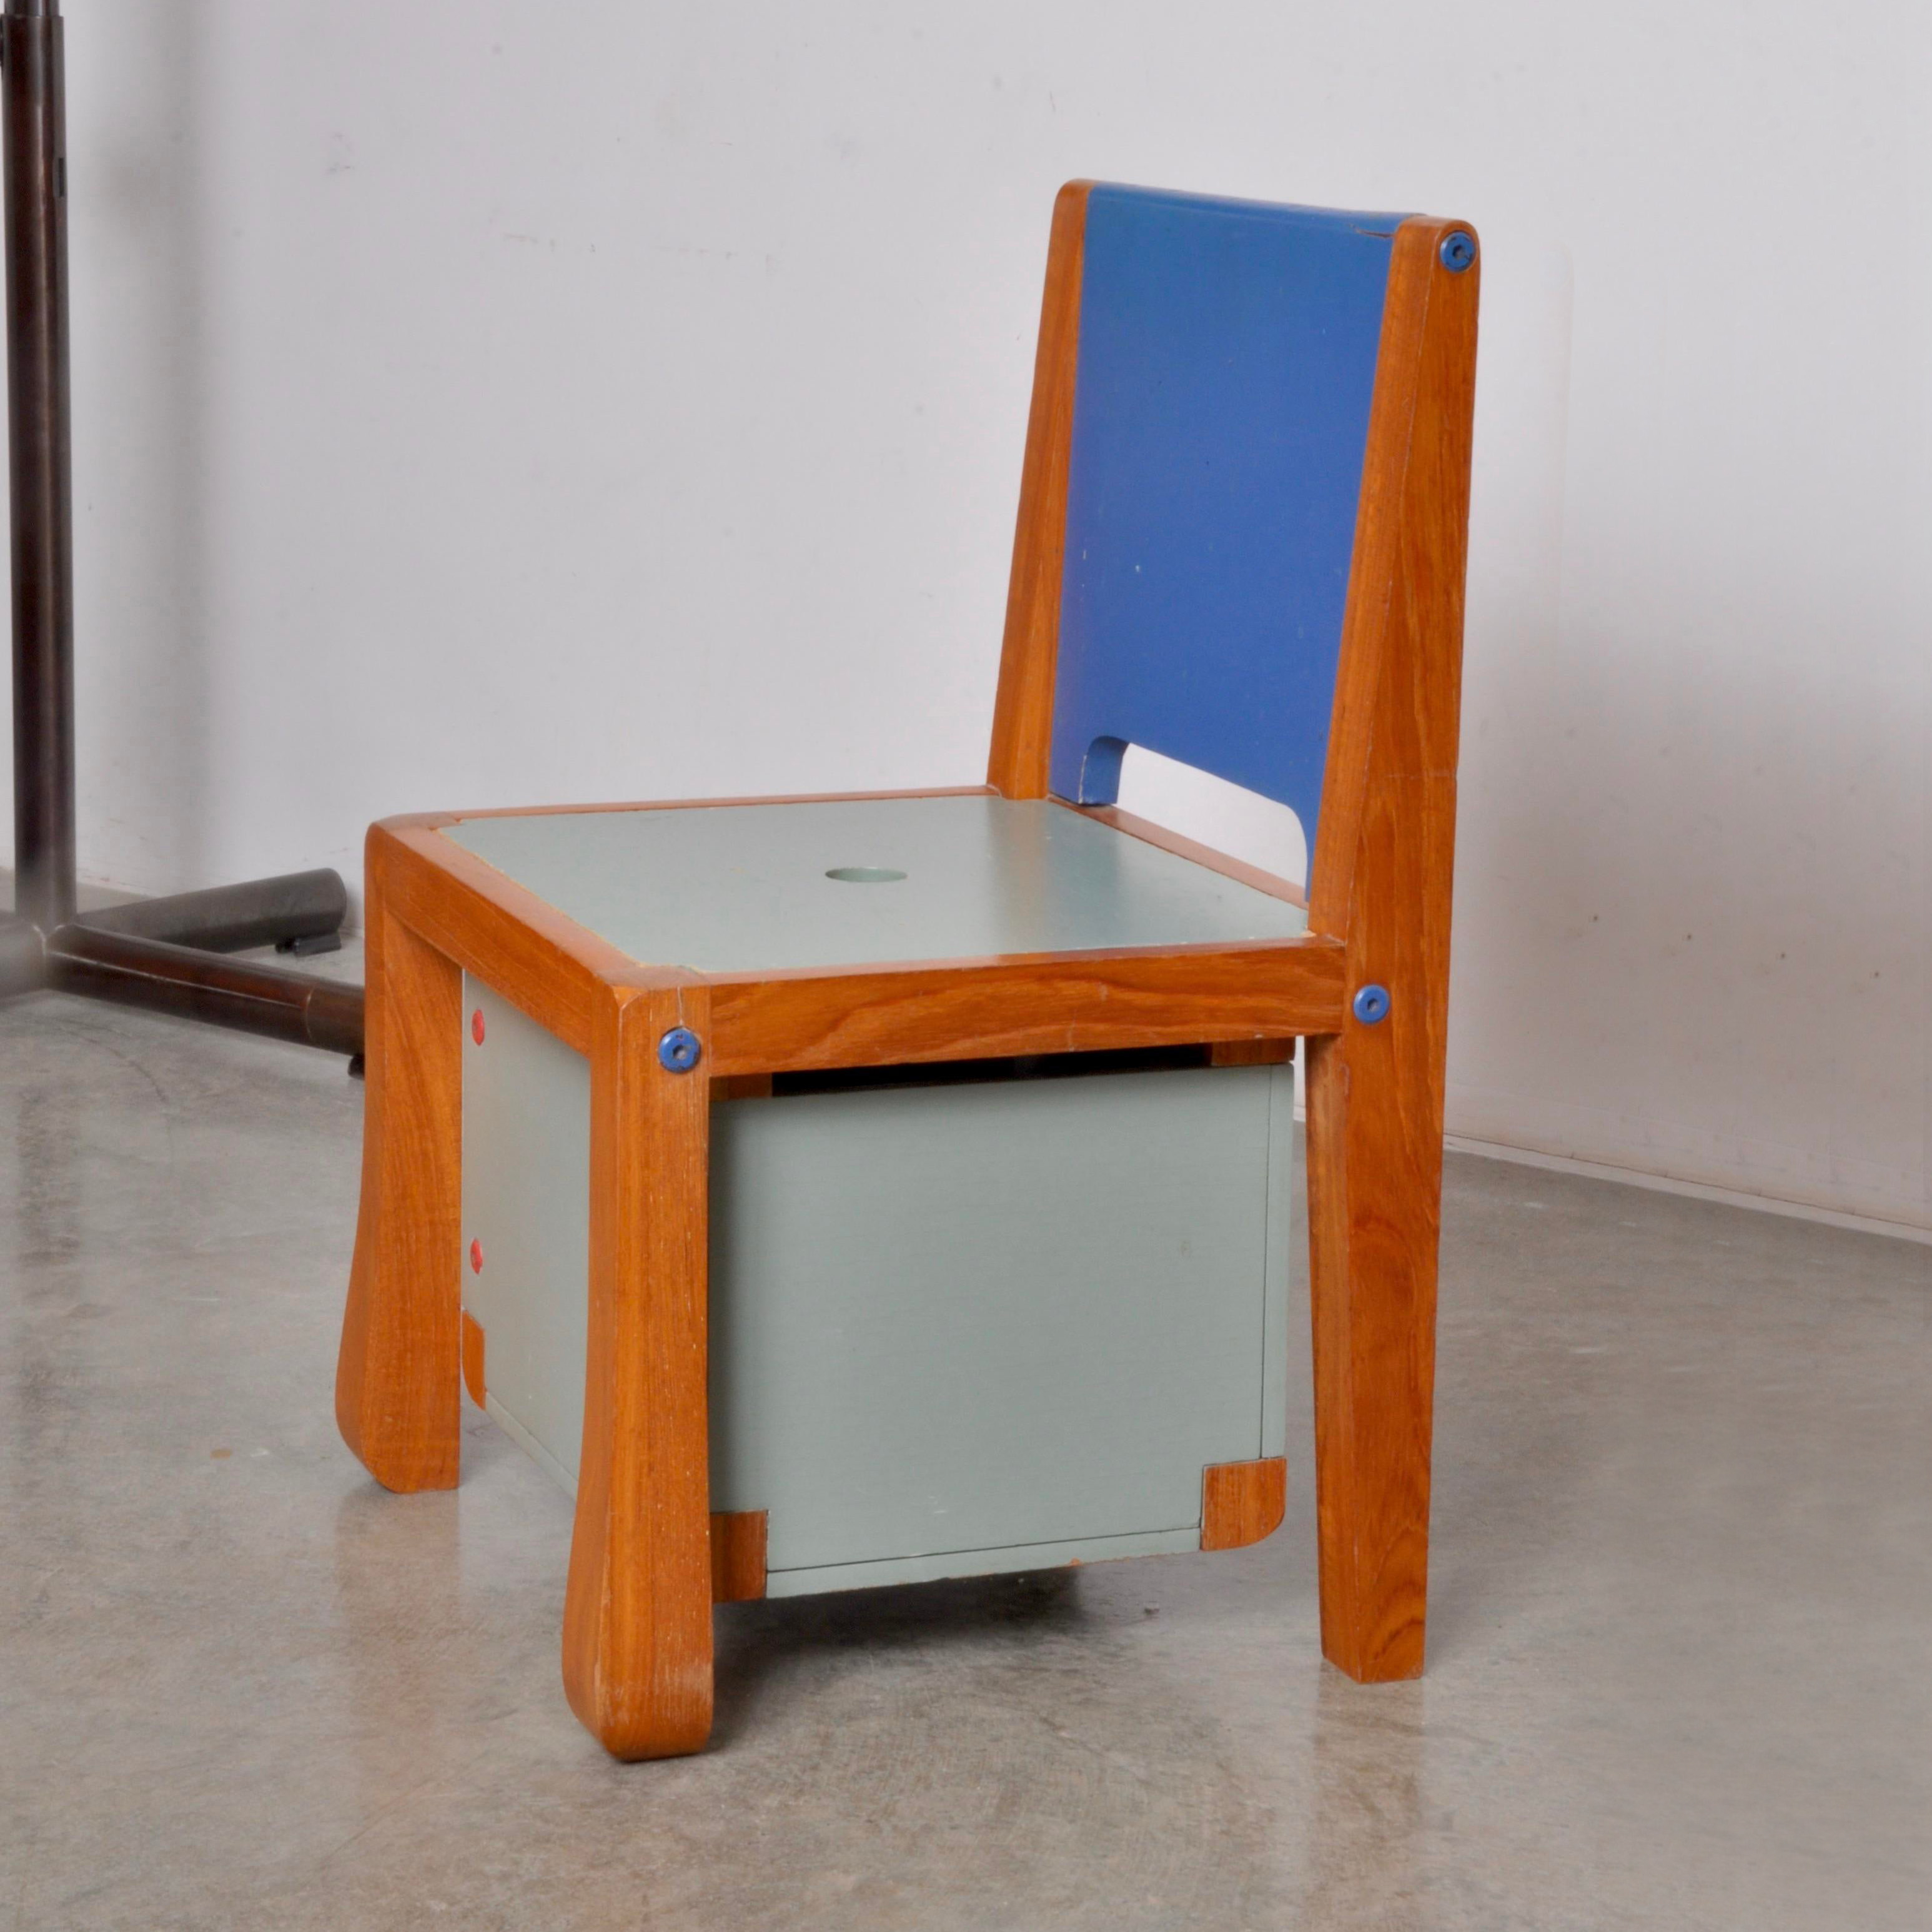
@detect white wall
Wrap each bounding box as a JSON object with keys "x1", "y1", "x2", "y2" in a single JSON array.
[{"x1": 17, "y1": 1, "x2": 1930, "y2": 1231}]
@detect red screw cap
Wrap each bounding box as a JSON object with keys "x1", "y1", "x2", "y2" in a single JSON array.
[
  {"x1": 471, "y1": 1009, "x2": 486, "y2": 1045},
  {"x1": 468, "y1": 1238, "x2": 483, "y2": 1274}
]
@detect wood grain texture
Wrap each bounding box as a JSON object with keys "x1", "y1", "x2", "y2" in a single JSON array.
[
  {"x1": 1201, "y1": 1457, "x2": 1287, "y2": 1551},
  {"x1": 375, "y1": 818, "x2": 644, "y2": 1054},
  {"x1": 1069, "y1": 803, "x2": 1307, "y2": 907},
  {"x1": 709, "y1": 1512, "x2": 767, "y2": 1603},
  {"x1": 563, "y1": 983, "x2": 716, "y2": 1760},
  {"x1": 987, "y1": 181, "x2": 1090, "y2": 799},
  {"x1": 460, "y1": 1310, "x2": 486, "y2": 1410},
  {"x1": 710, "y1": 1074, "x2": 775, "y2": 1102},
  {"x1": 334, "y1": 830, "x2": 465, "y2": 1492},
  {"x1": 1207, "y1": 1038, "x2": 1295, "y2": 1068},
  {"x1": 705, "y1": 937, "x2": 1346, "y2": 1076},
  {"x1": 1304, "y1": 218, "x2": 1479, "y2": 1683},
  {"x1": 1308, "y1": 222, "x2": 1474, "y2": 931}
]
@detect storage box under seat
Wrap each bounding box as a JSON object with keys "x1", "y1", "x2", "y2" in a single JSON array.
[{"x1": 460, "y1": 976, "x2": 1293, "y2": 1597}]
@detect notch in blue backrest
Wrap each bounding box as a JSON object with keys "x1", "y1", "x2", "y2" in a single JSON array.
[{"x1": 1048, "y1": 187, "x2": 1403, "y2": 866}]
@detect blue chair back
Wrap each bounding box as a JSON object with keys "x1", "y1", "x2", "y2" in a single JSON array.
[{"x1": 1047, "y1": 186, "x2": 1405, "y2": 857}]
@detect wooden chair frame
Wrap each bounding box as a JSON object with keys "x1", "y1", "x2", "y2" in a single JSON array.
[{"x1": 335, "y1": 185, "x2": 1478, "y2": 1760}]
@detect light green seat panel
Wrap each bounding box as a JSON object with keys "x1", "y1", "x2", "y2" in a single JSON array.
[{"x1": 442, "y1": 795, "x2": 1305, "y2": 974}]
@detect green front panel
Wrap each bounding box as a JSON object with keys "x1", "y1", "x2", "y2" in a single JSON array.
[{"x1": 461, "y1": 978, "x2": 1292, "y2": 1595}]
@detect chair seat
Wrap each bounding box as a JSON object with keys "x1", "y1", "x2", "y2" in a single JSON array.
[{"x1": 442, "y1": 793, "x2": 1306, "y2": 975}]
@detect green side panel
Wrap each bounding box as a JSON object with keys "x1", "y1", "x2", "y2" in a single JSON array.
[
  {"x1": 442, "y1": 795, "x2": 1306, "y2": 975},
  {"x1": 1262, "y1": 1055, "x2": 1295, "y2": 1455},
  {"x1": 460, "y1": 979, "x2": 591, "y2": 1479},
  {"x1": 460, "y1": 978, "x2": 1294, "y2": 1590}
]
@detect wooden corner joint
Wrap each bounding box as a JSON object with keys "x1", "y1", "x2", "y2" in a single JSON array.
[
  {"x1": 1201, "y1": 1457, "x2": 1287, "y2": 1552},
  {"x1": 710, "y1": 1510, "x2": 768, "y2": 1603}
]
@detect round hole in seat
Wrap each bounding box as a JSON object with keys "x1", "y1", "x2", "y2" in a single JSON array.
[{"x1": 825, "y1": 866, "x2": 908, "y2": 884}]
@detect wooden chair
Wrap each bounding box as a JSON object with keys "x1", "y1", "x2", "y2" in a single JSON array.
[{"x1": 335, "y1": 182, "x2": 1479, "y2": 1760}]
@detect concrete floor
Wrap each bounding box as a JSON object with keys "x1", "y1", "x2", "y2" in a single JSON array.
[{"x1": 3, "y1": 965, "x2": 1930, "y2": 1931}]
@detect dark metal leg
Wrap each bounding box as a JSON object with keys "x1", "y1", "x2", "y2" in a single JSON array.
[
  {"x1": 0, "y1": 3, "x2": 364, "y2": 1060},
  {"x1": 46, "y1": 923, "x2": 363, "y2": 1056},
  {"x1": 71, "y1": 868, "x2": 349, "y2": 953},
  {"x1": 4, "y1": 0, "x2": 76, "y2": 936},
  {"x1": 0, "y1": 909, "x2": 44, "y2": 994}
]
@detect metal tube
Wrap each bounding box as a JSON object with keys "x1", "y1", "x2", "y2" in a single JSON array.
[
  {"x1": 71, "y1": 868, "x2": 350, "y2": 953},
  {"x1": 46, "y1": 923, "x2": 365, "y2": 1056},
  {"x1": 0, "y1": 3, "x2": 368, "y2": 1065},
  {"x1": 0, "y1": 908, "x2": 42, "y2": 992},
  {"x1": 3, "y1": 0, "x2": 74, "y2": 934}
]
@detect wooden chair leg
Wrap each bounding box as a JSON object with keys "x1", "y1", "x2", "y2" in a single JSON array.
[
  {"x1": 1304, "y1": 1023, "x2": 1442, "y2": 1682},
  {"x1": 1304, "y1": 771, "x2": 1451, "y2": 1682},
  {"x1": 563, "y1": 984, "x2": 715, "y2": 1760},
  {"x1": 335, "y1": 848, "x2": 465, "y2": 1492}
]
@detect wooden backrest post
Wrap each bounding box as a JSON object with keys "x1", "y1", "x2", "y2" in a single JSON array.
[
  {"x1": 986, "y1": 181, "x2": 1091, "y2": 800},
  {"x1": 1306, "y1": 219, "x2": 1479, "y2": 949}
]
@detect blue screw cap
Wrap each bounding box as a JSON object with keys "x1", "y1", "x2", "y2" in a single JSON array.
[
  {"x1": 658, "y1": 1026, "x2": 702, "y2": 1073},
  {"x1": 1352, "y1": 984, "x2": 1392, "y2": 1025},
  {"x1": 1439, "y1": 230, "x2": 1475, "y2": 273}
]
